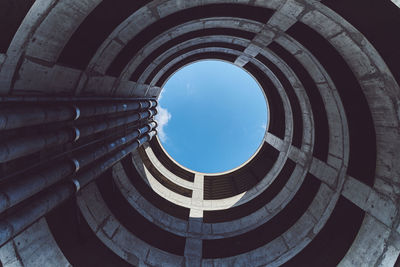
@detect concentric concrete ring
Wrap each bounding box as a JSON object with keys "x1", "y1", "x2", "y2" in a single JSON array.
[{"x1": 0, "y1": 0, "x2": 399, "y2": 266}]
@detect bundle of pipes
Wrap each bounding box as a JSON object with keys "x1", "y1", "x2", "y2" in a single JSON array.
[
  {"x1": 0, "y1": 97, "x2": 158, "y2": 246},
  {"x1": 0, "y1": 98, "x2": 157, "y2": 163}
]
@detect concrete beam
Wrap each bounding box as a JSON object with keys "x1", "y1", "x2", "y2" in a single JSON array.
[
  {"x1": 120, "y1": 17, "x2": 262, "y2": 83},
  {"x1": 77, "y1": 182, "x2": 184, "y2": 266},
  {"x1": 151, "y1": 47, "x2": 242, "y2": 85},
  {"x1": 339, "y1": 214, "x2": 400, "y2": 267},
  {"x1": 113, "y1": 162, "x2": 190, "y2": 237},
  {"x1": 190, "y1": 174, "x2": 204, "y2": 218},
  {"x1": 13, "y1": 62, "x2": 82, "y2": 95},
  {"x1": 342, "y1": 176, "x2": 398, "y2": 228},
  {"x1": 144, "y1": 145, "x2": 195, "y2": 190},
  {"x1": 0, "y1": 53, "x2": 5, "y2": 67},
  {"x1": 235, "y1": 0, "x2": 306, "y2": 66},
  {"x1": 309, "y1": 157, "x2": 338, "y2": 188},
  {"x1": 0, "y1": 0, "x2": 58, "y2": 94},
  {"x1": 0, "y1": 218, "x2": 71, "y2": 267},
  {"x1": 392, "y1": 0, "x2": 400, "y2": 8}
]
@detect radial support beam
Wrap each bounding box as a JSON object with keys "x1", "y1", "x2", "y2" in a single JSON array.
[
  {"x1": 392, "y1": 0, "x2": 400, "y2": 8},
  {"x1": 235, "y1": 0, "x2": 306, "y2": 67},
  {"x1": 342, "y1": 176, "x2": 398, "y2": 229},
  {"x1": 308, "y1": 157, "x2": 338, "y2": 188},
  {"x1": 267, "y1": 132, "x2": 399, "y2": 236},
  {"x1": 184, "y1": 238, "x2": 202, "y2": 267},
  {"x1": 189, "y1": 174, "x2": 205, "y2": 219}
]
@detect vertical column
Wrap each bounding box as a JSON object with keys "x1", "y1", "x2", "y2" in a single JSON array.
[
  {"x1": 190, "y1": 173, "x2": 204, "y2": 218},
  {"x1": 184, "y1": 238, "x2": 202, "y2": 267},
  {"x1": 185, "y1": 173, "x2": 204, "y2": 266}
]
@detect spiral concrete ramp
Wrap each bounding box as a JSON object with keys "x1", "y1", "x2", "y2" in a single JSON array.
[{"x1": 0, "y1": 0, "x2": 400, "y2": 266}]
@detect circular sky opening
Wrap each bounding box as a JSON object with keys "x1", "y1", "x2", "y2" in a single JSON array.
[{"x1": 156, "y1": 60, "x2": 268, "y2": 174}]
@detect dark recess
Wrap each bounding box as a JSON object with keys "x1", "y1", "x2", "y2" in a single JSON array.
[
  {"x1": 204, "y1": 142, "x2": 280, "y2": 200},
  {"x1": 285, "y1": 22, "x2": 376, "y2": 186},
  {"x1": 150, "y1": 138, "x2": 195, "y2": 182},
  {"x1": 204, "y1": 159, "x2": 296, "y2": 223},
  {"x1": 256, "y1": 53, "x2": 303, "y2": 148},
  {"x1": 283, "y1": 197, "x2": 365, "y2": 267},
  {"x1": 46, "y1": 197, "x2": 133, "y2": 267},
  {"x1": 155, "y1": 52, "x2": 237, "y2": 87},
  {"x1": 138, "y1": 147, "x2": 193, "y2": 197},
  {"x1": 121, "y1": 156, "x2": 190, "y2": 220},
  {"x1": 96, "y1": 170, "x2": 186, "y2": 255},
  {"x1": 58, "y1": 0, "x2": 148, "y2": 69},
  {"x1": 268, "y1": 41, "x2": 330, "y2": 161},
  {"x1": 243, "y1": 62, "x2": 286, "y2": 139},
  {"x1": 322, "y1": 0, "x2": 400, "y2": 86},
  {"x1": 131, "y1": 41, "x2": 245, "y2": 82},
  {"x1": 143, "y1": 28, "x2": 254, "y2": 84},
  {"x1": 203, "y1": 173, "x2": 321, "y2": 258},
  {"x1": 107, "y1": 4, "x2": 274, "y2": 76},
  {"x1": 0, "y1": 0, "x2": 35, "y2": 53}
]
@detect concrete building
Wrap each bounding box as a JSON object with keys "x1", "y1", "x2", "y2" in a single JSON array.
[{"x1": 0, "y1": 0, "x2": 400, "y2": 266}]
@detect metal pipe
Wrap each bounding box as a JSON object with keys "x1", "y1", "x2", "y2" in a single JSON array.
[
  {"x1": 0, "y1": 122, "x2": 155, "y2": 183},
  {"x1": 0, "y1": 183, "x2": 74, "y2": 247},
  {"x1": 0, "y1": 96, "x2": 157, "y2": 103},
  {"x1": 0, "y1": 161, "x2": 74, "y2": 214},
  {"x1": 74, "y1": 122, "x2": 156, "y2": 168},
  {"x1": 0, "y1": 109, "x2": 157, "y2": 163},
  {"x1": 0, "y1": 100, "x2": 157, "y2": 131},
  {"x1": 0, "y1": 129, "x2": 75, "y2": 163},
  {"x1": 0, "y1": 106, "x2": 75, "y2": 130},
  {"x1": 0, "y1": 130, "x2": 156, "y2": 247},
  {"x1": 77, "y1": 109, "x2": 156, "y2": 139},
  {"x1": 77, "y1": 100, "x2": 156, "y2": 118},
  {"x1": 77, "y1": 130, "x2": 157, "y2": 188},
  {"x1": 0, "y1": 122, "x2": 157, "y2": 213}
]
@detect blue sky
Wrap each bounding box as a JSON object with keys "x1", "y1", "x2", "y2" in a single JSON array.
[{"x1": 155, "y1": 60, "x2": 268, "y2": 173}]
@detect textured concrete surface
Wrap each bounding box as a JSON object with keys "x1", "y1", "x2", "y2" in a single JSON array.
[
  {"x1": 0, "y1": 218, "x2": 71, "y2": 267},
  {"x1": 0, "y1": 0, "x2": 399, "y2": 266}
]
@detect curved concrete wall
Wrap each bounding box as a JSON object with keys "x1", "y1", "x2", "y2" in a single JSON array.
[{"x1": 0, "y1": 0, "x2": 399, "y2": 266}]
